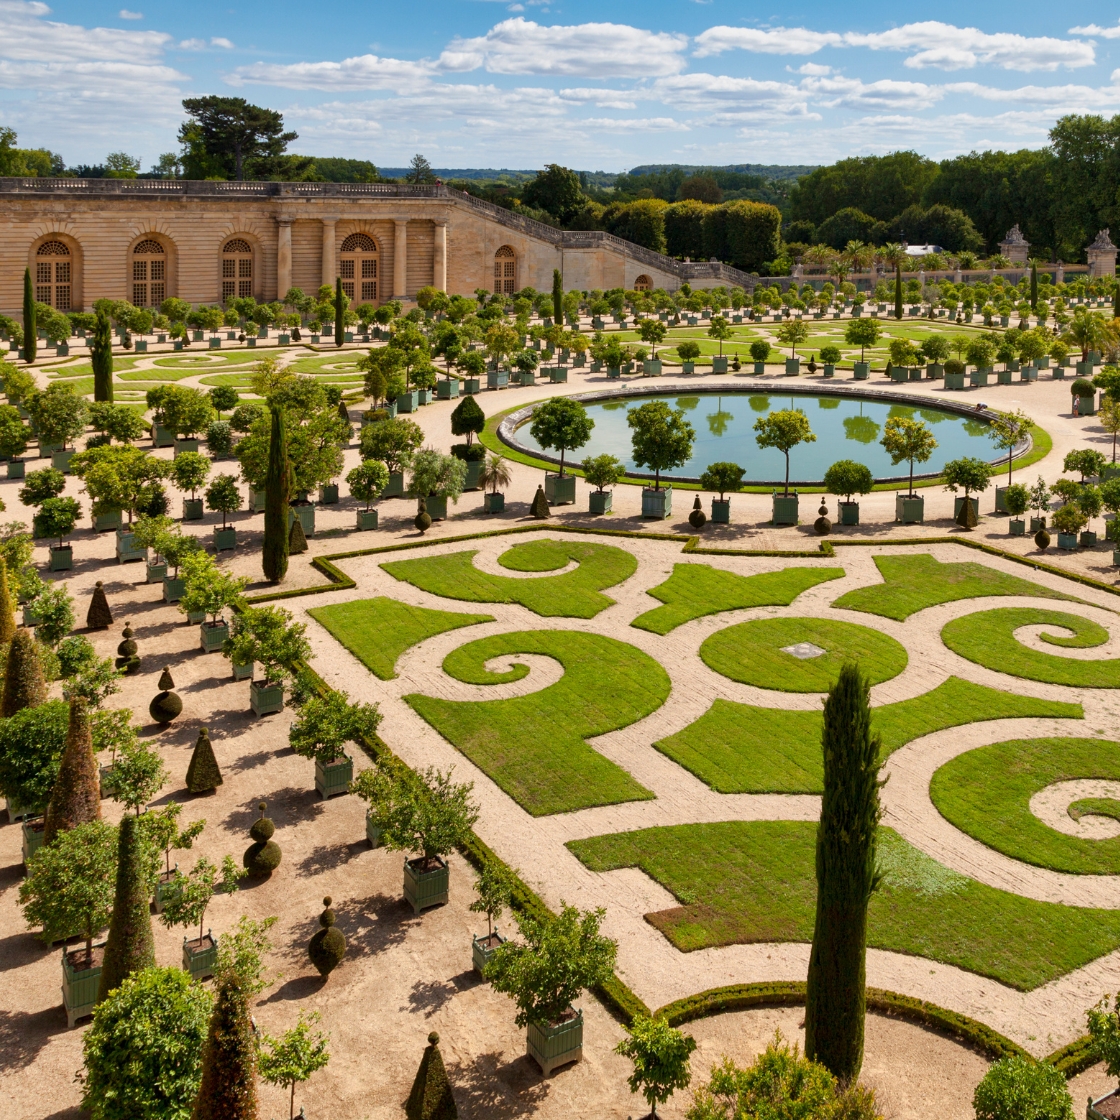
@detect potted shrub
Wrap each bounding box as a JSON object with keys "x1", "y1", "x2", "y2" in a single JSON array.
[
  {"x1": 21, "y1": 465, "x2": 66, "y2": 538},
  {"x1": 1029, "y1": 476, "x2": 1052, "y2": 533},
  {"x1": 0, "y1": 698, "x2": 68, "y2": 840},
  {"x1": 819, "y1": 344, "x2": 842, "y2": 378},
  {"x1": 179, "y1": 552, "x2": 249, "y2": 652},
  {"x1": 130, "y1": 514, "x2": 173, "y2": 582},
  {"x1": 38, "y1": 495, "x2": 81, "y2": 571},
  {"x1": 142, "y1": 801, "x2": 205, "y2": 912},
  {"x1": 156, "y1": 527, "x2": 203, "y2": 602},
  {"x1": 882, "y1": 416, "x2": 937, "y2": 523},
  {"x1": 1087, "y1": 994, "x2": 1120, "y2": 1119},
  {"x1": 823, "y1": 459, "x2": 873, "y2": 525},
  {"x1": 749, "y1": 339, "x2": 771, "y2": 375},
  {"x1": 28, "y1": 383, "x2": 89, "y2": 473},
  {"x1": 479, "y1": 453, "x2": 511, "y2": 513},
  {"x1": 582, "y1": 453, "x2": 624, "y2": 515},
  {"x1": 754, "y1": 409, "x2": 815, "y2": 524},
  {"x1": 708, "y1": 316, "x2": 734, "y2": 372},
  {"x1": 409, "y1": 448, "x2": 466, "y2": 522},
  {"x1": 1072, "y1": 377, "x2": 1097, "y2": 416},
  {"x1": 629, "y1": 400, "x2": 695, "y2": 519},
  {"x1": 459, "y1": 350, "x2": 486, "y2": 394},
  {"x1": 966, "y1": 337, "x2": 997, "y2": 386},
  {"x1": 450, "y1": 395, "x2": 487, "y2": 489},
  {"x1": 347, "y1": 459, "x2": 390, "y2": 530},
  {"x1": 487, "y1": 902, "x2": 617, "y2": 1077},
  {"x1": 1004, "y1": 481, "x2": 1030, "y2": 536},
  {"x1": 988, "y1": 409, "x2": 1034, "y2": 510},
  {"x1": 205, "y1": 473, "x2": 242, "y2": 550},
  {"x1": 222, "y1": 604, "x2": 311, "y2": 714},
  {"x1": 158, "y1": 855, "x2": 244, "y2": 980},
  {"x1": 351, "y1": 762, "x2": 408, "y2": 849},
  {"x1": 531, "y1": 397, "x2": 593, "y2": 505},
  {"x1": 0, "y1": 404, "x2": 30, "y2": 478},
  {"x1": 170, "y1": 450, "x2": 211, "y2": 521},
  {"x1": 844, "y1": 317, "x2": 880, "y2": 379},
  {"x1": 160, "y1": 385, "x2": 215, "y2": 455},
  {"x1": 944, "y1": 456, "x2": 993, "y2": 528},
  {"x1": 289, "y1": 687, "x2": 381, "y2": 798},
  {"x1": 358, "y1": 415, "x2": 423, "y2": 500},
  {"x1": 470, "y1": 860, "x2": 517, "y2": 976},
  {"x1": 919, "y1": 334, "x2": 950, "y2": 378},
  {"x1": 615, "y1": 1015, "x2": 697, "y2": 1119},
  {"x1": 677, "y1": 340, "x2": 700, "y2": 374},
  {"x1": 943, "y1": 357, "x2": 966, "y2": 390},
  {"x1": 1080, "y1": 484, "x2": 1103, "y2": 545},
  {"x1": 699, "y1": 461, "x2": 745, "y2": 523},
  {"x1": 380, "y1": 765, "x2": 479, "y2": 915},
  {"x1": 514, "y1": 348, "x2": 539, "y2": 386}
]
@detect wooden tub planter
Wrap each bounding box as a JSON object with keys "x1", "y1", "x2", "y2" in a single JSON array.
[
  {"x1": 356, "y1": 508, "x2": 379, "y2": 531},
  {"x1": 182, "y1": 498, "x2": 203, "y2": 521},
  {"x1": 6, "y1": 794, "x2": 35, "y2": 822},
  {"x1": 163, "y1": 576, "x2": 186, "y2": 603},
  {"x1": 213, "y1": 526, "x2": 236, "y2": 551},
  {"x1": 712, "y1": 356, "x2": 729, "y2": 374},
  {"x1": 1009, "y1": 518, "x2": 1026, "y2": 536},
  {"x1": 49, "y1": 544, "x2": 73, "y2": 572},
  {"x1": 483, "y1": 492, "x2": 505, "y2": 513},
  {"x1": 200, "y1": 619, "x2": 230, "y2": 653},
  {"x1": 853, "y1": 361, "x2": 870, "y2": 380},
  {"x1": 63, "y1": 943, "x2": 106, "y2": 1028},
  {"x1": 174, "y1": 438, "x2": 200, "y2": 457},
  {"x1": 153, "y1": 866, "x2": 178, "y2": 913},
  {"x1": 249, "y1": 489, "x2": 267, "y2": 513},
  {"x1": 527, "y1": 1008, "x2": 584, "y2": 1077},
  {"x1": 588, "y1": 490, "x2": 612, "y2": 515},
  {"x1": 250, "y1": 679, "x2": 284, "y2": 716},
  {"x1": 463, "y1": 459, "x2": 483, "y2": 490},
  {"x1": 231, "y1": 661, "x2": 253, "y2": 681},
  {"x1": 1030, "y1": 517, "x2": 1047, "y2": 533},
  {"x1": 1089, "y1": 1090, "x2": 1120, "y2": 1120},
  {"x1": 641, "y1": 487, "x2": 672, "y2": 520},
  {"x1": 314, "y1": 754, "x2": 353, "y2": 799},
  {"x1": 93, "y1": 508, "x2": 122, "y2": 533},
  {"x1": 436, "y1": 378, "x2": 460, "y2": 400},
  {"x1": 711, "y1": 498, "x2": 731, "y2": 524},
  {"x1": 146, "y1": 560, "x2": 168, "y2": 584},
  {"x1": 472, "y1": 930, "x2": 506, "y2": 977},
  {"x1": 183, "y1": 932, "x2": 218, "y2": 982},
  {"x1": 1081, "y1": 530, "x2": 1098, "y2": 547},
  {"x1": 98, "y1": 764, "x2": 118, "y2": 799},
  {"x1": 838, "y1": 501, "x2": 860, "y2": 525},
  {"x1": 366, "y1": 812, "x2": 383, "y2": 849},
  {"x1": 771, "y1": 493, "x2": 799, "y2": 526},
  {"x1": 288, "y1": 502, "x2": 315, "y2": 537},
  {"x1": 1058, "y1": 532, "x2": 1079, "y2": 550},
  {"x1": 116, "y1": 528, "x2": 147, "y2": 564},
  {"x1": 51, "y1": 449, "x2": 75, "y2": 473},
  {"x1": 404, "y1": 855, "x2": 449, "y2": 915},
  {"x1": 6, "y1": 458, "x2": 24, "y2": 480},
  {"x1": 21, "y1": 815, "x2": 45, "y2": 867},
  {"x1": 544, "y1": 474, "x2": 576, "y2": 505},
  {"x1": 953, "y1": 496, "x2": 980, "y2": 521},
  {"x1": 426, "y1": 495, "x2": 448, "y2": 521},
  {"x1": 318, "y1": 482, "x2": 339, "y2": 505}
]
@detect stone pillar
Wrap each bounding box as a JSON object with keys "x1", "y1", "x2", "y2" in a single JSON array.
[
  {"x1": 432, "y1": 220, "x2": 447, "y2": 292},
  {"x1": 321, "y1": 217, "x2": 338, "y2": 289},
  {"x1": 1056, "y1": 261, "x2": 1065, "y2": 285},
  {"x1": 393, "y1": 219, "x2": 409, "y2": 300},
  {"x1": 1087, "y1": 230, "x2": 1118, "y2": 279},
  {"x1": 276, "y1": 217, "x2": 293, "y2": 300}
]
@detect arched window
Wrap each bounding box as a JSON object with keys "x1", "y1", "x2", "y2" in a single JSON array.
[
  {"x1": 494, "y1": 245, "x2": 516, "y2": 295},
  {"x1": 633, "y1": 274, "x2": 652, "y2": 292},
  {"x1": 340, "y1": 233, "x2": 378, "y2": 303},
  {"x1": 222, "y1": 238, "x2": 253, "y2": 301},
  {"x1": 132, "y1": 239, "x2": 167, "y2": 307},
  {"x1": 36, "y1": 240, "x2": 72, "y2": 310}
]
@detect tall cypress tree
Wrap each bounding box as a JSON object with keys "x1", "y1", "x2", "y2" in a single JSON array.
[
  {"x1": 893, "y1": 263, "x2": 903, "y2": 321},
  {"x1": 0, "y1": 555, "x2": 16, "y2": 647},
  {"x1": 261, "y1": 404, "x2": 290, "y2": 584},
  {"x1": 44, "y1": 696, "x2": 100, "y2": 845},
  {"x1": 2, "y1": 628, "x2": 47, "y2": 716},
  {"x1": 22, "y1": 268, "x2": 36, "y2": 364},
  {"x1": 97, "y1": 812, "x2": 157, "y2": 1001},
  {"x1": 551, "y1": 269, "x2": 563, "y2": 323},
  {"x1": 804, "y1": 661, "x2": 882, "y2": 1084},
  {"x1": 91, "y1": 309, "x2": 114, "y2": 402},
  {"x1": 1114, "y1": 276, "x2": 1120, "y2": 321},
  {"x1": 1030, "y1": 262, "x2": 1039, "y2": 314},
  {"x1": 334, "y1": 276, "x2": 344, "y2": 347}
]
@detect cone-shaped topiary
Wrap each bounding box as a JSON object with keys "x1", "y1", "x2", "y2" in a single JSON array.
[
  {"x1": 406, "y1": 1031, "x2": 458, "y2": 1120},
  {"x1": 243, "y1": 801, "x2": 281, "y2": 876},
  {"x1": 0, "y1": 556, "x2": 15, "y2": 647},
  {"x1": 688, "y1": 494, "x2": 706, "y2": 529},
  {"x1": 414, "y1": 497, "x2": 432, "y2": 534},
  {"x1": 97, "y1": 812, "x2": 157, "y2": 1002},
  {"x1": 262, "y1": 405, "x2": 290, "y2": 584},
  {"x1": 43, "y1": 696, "x2": 101, "y2": 845},
  {"x1": 1035, "y1": 528, "x2": 1051, "y2": 550},
  {"x1": 192, "y1": 976, "x2": 259, "y2": 1120},
  {"x1": 956, "y1": 497, "x2": 978, "y2": 530},
  {"x1": 149, "y1": 666, "x2": 183, "y2": 725},
  {"x1": 2, "y1": 628, "x2": 47, "y2": 717},
  {"x1": 308, "y1": 895, "x2": 346, "y2": 979},
  {"x1": 530, "y1": 485, "x2": 550, "y2": 519},
  {"x1": 186, "y1": 726, "x2": 223, "y2": 794},
  {"x1": 115, "y1": 622, "x2": 140, "y2": 674},
  {"x1": 287, "y1": 516, "x2": 308, "y2": 554},
  {"x1": 87, "y1": 581, "x2": 114, "y2": 629}
]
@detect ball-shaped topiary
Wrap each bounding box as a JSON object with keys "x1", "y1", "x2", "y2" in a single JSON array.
[
  {"x1": 814, "y1": 500, "x2": 832, "y2": 536},
  {"x1": 115, "y1": 622, "x2": 140, "y2": 674},
  {"x1": 688, "y1": 494, "x2": 706, "y2": 529},
  {"x1": 149, "y1": 666, "x2": 182, "y2": 724},
  {"x1": 1035, "y1": 528, "x2": 1051, "y2": 550},
  {"x1": 414, "y1": 497, "x2": 432, "y2": 534},
  {"x1": 243, "y1": 801, "x2": 282, "y2": 875},
  {"x1": 308, "y1": 895, "x2": 347, "y2": 979}
]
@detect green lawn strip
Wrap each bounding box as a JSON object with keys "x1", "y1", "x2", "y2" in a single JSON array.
[
  {"x1": 118, "y1": 367, "x2": 208, "y2": 382},
  {"x1": 699, "y1": 616, "x2": 907, "y2": 691},
  {"x1": 941, "y1": 607, "x2": 1120, "y2": 686},
  {"x1": 1069, "y1": 797, "x2": 1120, "y2": 823},
  {"x1": 308, "y1": 596, "x2": 493, "y2": 680},
  {"x1": 931, "y1": 737, "x2": 1120, "y2": 874},
  {"x1": 288, "y1": 355, "x2": 365, "y2": 373},
  {"x1": 632, "y1": 563, "x2": 845, "y2": 635},
  {"x1": 152, "y1": 353, "x2": 268, "y2": 368},
  {"x1": 48, "y1": 376, "x2": 94, "y2": 396},
  {"x1": 46, "y1": 364, "x2": 92, "y2": 379},
  {"x1": 567, "y1": 821, "x2": 1120, "y2": 990},
  {"x1": 833, "y1": 554, "x2": 1079, "y2": 621},
  {"x1": 405, "y1": 630, "x2": 663, "y2": 815},
  {"x1": 653, "y1": 677, "x2": 1082, "y2": 793},
  {"x1": 382, "y1": 538, "x2": 638, "y2": 618}
]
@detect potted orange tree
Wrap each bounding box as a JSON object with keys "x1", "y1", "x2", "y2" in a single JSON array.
[
  {"x1": 288, "y1": 685, "x2": 381, "y2": 798},
  {"x1": 158, "y1": 854, "x2": 245, "y2": 980}
]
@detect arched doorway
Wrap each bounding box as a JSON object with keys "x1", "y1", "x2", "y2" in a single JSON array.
[
  {"x1": 633, "y1": 274, "x2": 652, "y2": 291},
  {"x1": 221, "y1": 238, "x2": 254, "y2": 301},
  {"x1": 494, "y1": 246, "x2": 516, "y2": 295},
  {"x1": 340, "y1": 233, "x2": 378, "y2": 304},
  {"x1": 132, "y1": 239, "x2": 167, "y2": 307},
  {"x1": 35, "y1": 240, "x2": 72, "y2": 310}
]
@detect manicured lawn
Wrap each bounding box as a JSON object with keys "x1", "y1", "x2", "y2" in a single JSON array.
[
  {"x1": 941, "y1": 607, "x2": 1120, "y2": 686},
  {"x1": 1070, "y1": 798, "x2": 1120, "y2": 823},
  {"x1": 631, "y1": 563, "x2": 844, "y2": 635},
  {"x1": 653, "y1": 677, "x2": 1083, "y2": 793},
  {"x1": 406, "y1": 630, "x2": 665, "y2": 815},
  {"x1": 152, "y1": 353, "x2": 265, "y2": 368},
  {"x1": 289, "y1": 355, "x2": 365, "y2": 373},
  {"x1": 383, "y1": 538, "x2": 638, "y2": 619},
  {"x1": 931, "y1": 737, "x2": 1120, "y2": 874},
  {"x1": 567, "y1": 821, "x2": 1120, "y2": 990},
  {"x1": 308, "y1": 596, "x2": 493, "y2": 680},
  {"x1": 833, "y1": 554, "x2": 1077, "y2": 621},
  {"x1": 699, "y1": 616, "x2": 907, "y2": 691},
  {"x1": 118, "y1": 367, "x2": 215, "y2": 382}
]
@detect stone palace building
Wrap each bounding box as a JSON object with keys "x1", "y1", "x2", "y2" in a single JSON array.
[{"x1": 0, "y1": 178, "x2": 756, "y2": 317}]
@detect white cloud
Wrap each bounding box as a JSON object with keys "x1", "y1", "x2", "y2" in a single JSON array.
[
  {"x1": 210, "y1": 36, "x2": 233, "y2": 49},
  {"x1": 1070, "y1": 20, "x2": 1120, "y2": 39},
  {"x1": 797, "y1": 62, "x2": 831, "y2": 75},
  {"x1": 652, "y1": 72, "x2": 813, "y2": 118},
  {"x1": 228, "y1": 53, "x2": 435, "y2": 90},
  {"x1": 440, "y1": 17, "x2": 688, "y2": 77},
  {"x1": 944, "y1": 80, "x2": 1120, "y2": 108},
  {"x1": 694, "y1": 26, "x2": 842, "y2": 57},
  {"x1": 0, "y1": 0, "x2": 170, "y2": 63},
  {"x1": 799, "y1": 74, "x2": 942, "y2": 110},
  {"x1": 582, "y1": 116, "x2": 688, "y2": 131},
  {"x1": 178, "y1": 37, "x2": 205, "y2": 49},
  {"x1": 558, "y1": 86, "x2": 638, "y2": 109},
  {"x1": 118, "y1": 9, "x2": 142, "y2": 18}
]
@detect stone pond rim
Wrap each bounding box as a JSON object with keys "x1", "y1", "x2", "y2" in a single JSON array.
[{"x1": 497, "y1": 381, "x2": 1033, "y2": 488}]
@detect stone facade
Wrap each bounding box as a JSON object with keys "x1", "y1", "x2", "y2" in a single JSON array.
[
  {"x1": 1086, "y1": 229, "x2": 1118, "y2": 280},
  {"x1": 0, "y1": 179, "x2": 756, "y2": 316},
  {"x1": 998, "y1": 224, "x2": 1030, "y2": 265}
]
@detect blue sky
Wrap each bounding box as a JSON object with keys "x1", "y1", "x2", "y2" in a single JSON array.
[{"x1": 3, "y1": 0, "x2": 1120, "y2": 171}]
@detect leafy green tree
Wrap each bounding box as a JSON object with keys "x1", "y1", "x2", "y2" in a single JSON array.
[
  {"x1": 29, "y1": 383, "x2": 89, "y2": 448},
  {"x1": 258, "y1": 1010, "x2": 331, "y2": 1120},
  {"x1": 823, "y1": 460, "x2": 874, "y2": 504},
  {"x1": 805, "y1": 662, "x2": 882, "y2": 1083},
  {"x1": 205, "y1": 474, "x2": 242, "y2": 527},
  {"x1": 469, "y1": 859, "x2": 518, "y2": 940},
  {"x1": 707, "y1": 316, "x2": 735, "y2": 356},
  {"x1": 529, "y1": 398, "x2": 594, "y2": 477},
  {"x1": 262, "y1": 405, "x2": 289, "y2": 584},
  {"x1": 346, "y1": 460, "x2": 389, "y2": 509},
  {"x1": 1063, "y1": 447, "x2": 1107, "y2": 481},
  {"x1": 521, "y1": 164, "x2": 584, "y2": 223},
  {"x1": 943, "y1": 457, "x2": 992, "y2": 526},
  {"x1": 699, "y1": 461, "x2": 745, "y2": 500},
  {"x1": 0, "y1": 404, "x2": 29, "y2": 461},
  {"x1": 880, "y1": 417, "x2": 937, "y2": 496},
  {"x1": 406, "y1": 153, "x2": 434, "y2": 183},
  {"x1": 381, "y1": 764, "x2": 478, "y2": 864},
  {"x1": 988, "y1": 409, "x2": 1034, "y2": 485},
  {"x1": 288, "y1": 688, "x2": 381, "y2": 764},
  {"x1": 616, "y1": 1014, "x2": 697, "y2": 1119},
  {"x1": 170, "y1": 450, "x2": 211, "y2": 501},
  {"x1": 639, "y1": 317, "x2": 668, "y2": 357},
  {"x1": 222, "y1": 604, "x2": 310, "y2": 686},
  {"x1": 450, "y1": 395, "x2": 485, "y2": 448},
  {"x1": 677, "y1": 340, "x2": 701, "y2": 363},
  {"x1": 754, "y1": 409, "x2": 816, "y2": 495},
  {"x1": 359, "y1": 416, "x2": 423, "y2": 476},
  {"x1": 161, "y1": 386, "x2": 214, "y2": 440},
  {"x1": 627, "y1": 400, "x2": 696, "y2": 490},
  {"x1": 180, "y1": 96, "x2": 297, "y2": 181},
  {"x1": 843, "y1": 318, "x2": 880, "y2": 361},
  {"x1": 80, "y1": 966, "x2": 213, "y2": 1120},
  {"x1": 160, "y1": 855, "x2": 245, "y2": 946},
  {"x1": 32, "y1": 487, "x2": 79, "y2": 544},
  {"x1": 972, "y1": 1055, "x2": 1073, "y2": 1120},
  {"x1": 109, "y1": 741, "x2": 169, "y2": 815}
]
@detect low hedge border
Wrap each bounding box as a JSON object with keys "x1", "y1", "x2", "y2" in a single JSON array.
[{"x1": 1045, "y1": 1034, "x2": 1099, "y2": 1077}]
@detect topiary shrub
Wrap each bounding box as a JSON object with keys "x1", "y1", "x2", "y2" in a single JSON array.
[
  {"x1": 114, "y1": 623, "x2": 140, "y2": 674},
  {"x1": 149, "y1": 666, "x2": 182, "y2": 725},
  {"x1": 97, "y1": 812, "x2": 157, "y2": 1001},
  {"x1": 308, "y1": 895, "x2": 346, "y2": 979},
  {"x1": 287, "y1": 516, "x2": 308, "y2": 554},
  {"x1": 414, "y1": 496, "x2": 432, "y2": 534},
  {"x1": 972, "y1": 1055, "x2": 1073, "y2": 1120},
  {"x1": 1, "y1": 627, "x2": 47, "y2": 717},
  {"x1": 243, "y1": 801, "x2": 281, "y2": 876},
  {"x1": 1035, "y1": 528, "x2": 1051, "y2": 550},
  {"x1": 530, "y1": 485, "x2": 550, "y2": 519},
  {"x1": 406, "y1": 1031, "x2": 458, "y2": 1120},
  {"x1": 688, "y1": 494, "x2": 706, "y2": 529},
  {"x1": 86, "y1": 581, "x2": 113, "y2": 630},
  {"x1": 43, "y1": 697, "x2": 100, "y2": 844},
  {"x1": 186, "y1": 726, "x2": 222, "y2": 794}
]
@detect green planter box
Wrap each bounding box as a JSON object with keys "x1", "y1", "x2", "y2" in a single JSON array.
[
  {"x1": 545, "y1": 473, "x2": 576, "y2": 505},
  {"x1": 954, "y1": 496, "x2": 980, "y2": 520},
  {"x1": 51, "y1": 449, "x2": 75, "y2": 473},
  {"x1": 163, "y1": 576, "x2": 185, "y2": 602},
  {"x1": 213, "y1": 525, "x2": 236, "y2": 550},
  {"x1": 463, "y1": 378, "x2": 481, "y2": 394},
  {"x1": 1077, "y1": 395, "x2": 1096, "y2": 416},
  {"x1": 314, "y1": 754, "x2": 353, "y2": 798},
  {"x1": 422, "y1": 494, "x2": 447, "y2": 520},
  {"x1": 1081, "y1": 530, "x2": 1098, "y2": 546},
  {"x1": 22, "y1": 816, "x2": 45, "y2": 866},
  {"x1": 6, "y1": 794, "x2": 35, "y2": 821},
  {"x1": 404, "y1": 855, "x2": 449, "y2": 914},
  {"x1": 1009, "y1": 519, "x2": 1025, "y2": 536},
  {"x1": 287, "y1": 503, "x2": 315, "y2": 536},
  {"x1": 527, "y1": 1009, "x2": 584, "y2": 1077},
  {"x1": 436, "y1": 379, "x2": 459, "y2": 399},
  {"x1": 784, "y1": 358, "x2": 800, "y2": 376},
  {"x1": 418, "y1": 389, "x2": 432, "y2": 405},
  {"x1": 712, "y1": 356, "x2": 729, "y2": 373},
  {"x1": 1058, "y1": 532, "x2": 1078, "y2": 550},
  {"x1": 49, "y1": 545, "x2": 73, "y2": 572},
  {"x1": 927, "y1": 363, "x2": 944, "y2": 379},
  {"x1": 516, "y1": 370, "x2": 536, "y2": 386},
  {"x1": 187, "y1": 609, "x2": 205, "y2": 624},
  {"x1": 93, "y1": 509, "x2": 122, "y2": 532},
  {"x1": 472, "y1": 931, "x2": 506, "y2": 977},
  {"x1": 483, "y1": 492, "x2": 505, "y2": 513},
  {"x1": 487, "y1": 370, "x2": 509, "y2": 389},
  {"x1": 908, "y1": 367, "x2": 922, "y2": 381},
  {"x1": 1020, "y1": 366, "x2": 1038, "y2": 382},
  {"x1": 896, "y1": 494, "x2": 925, "y2": 523},
  {"x1": 200, "y1": 620, "x2": 229, "y2": 653},
  {"x1": 889, "y1": 366, "x2": 908, "y2": 383},
  {"x1": 250, "y1": 679, "x2": 284, "y2": 715},
  {"x1": 997, "y1": 369, "x2": 1013, "y2": 385},
  {"x1": 710, "y1": 498, "x2": 731, "y2": 523},
  {"x1": 994, "y1": 486, "x2": 1009, "y2": 513},
  {"x1": 173, "y1": 438, "x2": 200, "y2": 457},
  {"x1": 752, "y1": 361, "x2": 765, "y2": 375},
  {"x1": 463, "y1": 460, "x2": 483, "y2": 490},
  {"x1": 945, "y1": 372, "x2": 966, "y2": 390},
  {"x1": 6, "y1": 458, "x2": 24, "y2": 479},
  {"x1": 208, "y1": 338, "x2": 221, "y2": 349},
  {"x1": 381, "y1": 472, "x2": 405, "y2": 499},
  {"x1": 606, "y1": 367, "x2": 621, "y2": 379},
  {"x1": 681, "y1": 361, "x2": 695, "y2": 374},
  {"x1": 822, "y1": 364, "x2": 835, "y2": 378},
  {"x1": 1052, "y1": 366, "x2": 1066, "y2": 380},
  {"x1": 366, "y1": 811, "x2": 383, "y2": 849},
  {"x1": 146, "y1": 560, "x2": 167, "y2": 583},
  {"x1": 183, "y1": 933, "x2": 218, "y2": 982},
  {"x1": 642, "y1": 360, "x2": 661, "y2": 377},
  {"x1": 395, "y1": 390, "x2": 420, "y2": 413},
  {"x1": 318, "y1": 482, "x2": 339, "y2": 505},
  {"x1": 153, "y1": 868, "x2": 178, "y2": 913},
  {"x1": 853, "y1": 362, "x2": 870, "y2": 380},
  {"x1": 772, "y1": 493, "x2": 798, "y2": 525},
  {"x1": 641, "y1": 487, "x2": 672, "y2": 519},
  {"x1": 182, "y1": 497, "x2": 203, "y2": 521},
  {"x1": 839, "y1": 501, "x2": 860, "y2": 525},
  {"x1": 248, "y1": 489, "x2": 266, "y2": 513},
  {"x1": 1030, "y1": 517, "x2": 1047, "y2": 533},
  {"x1": 151, "y1": 423, "x2": 175, "y2": 448},
  {"x1": 549, "y1": 367, "x2": 568, "y2": 383},
  {"x1": 232, "y1": 661, "x2": 253, "y2": 681},
  {"x1": 970, "y1": 368, "x2": 991, "y2": 387},
  {"x1": 63, "y1": 944, "x2": 106, "y2": 1029},
  {"x1": 356, "y1": 508, "x2": 379, "y2": 531},
  {"x1": 588, "y1": 490, "x2": 612, "y2": 514}
]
